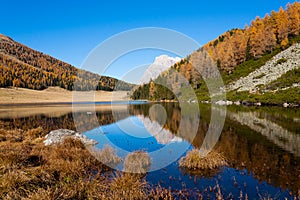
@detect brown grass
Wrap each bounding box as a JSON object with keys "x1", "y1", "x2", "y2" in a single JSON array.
[
  {"x1": 0, "y1": 87, "x2": 129, "y2": 104},
  {"x1": 179, "y1": 149, "x2": 228, "y2": 170},
  {"x1": 0, "y1": 126, "x2": 173, "y2": 199},
  {"x1": 124, "y1": 151, "x2": 151, "y2": 173},
  {"x1": 91, "y1": 145, "x2": 122, "y2": 166},
  {"x1": 1, "y1": 125, "x2": 299, "y2": 199}
]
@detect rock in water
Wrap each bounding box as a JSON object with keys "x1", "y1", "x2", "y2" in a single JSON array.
[{"x1": 44, "y1": 129, "x2": 98, "y2": 146}]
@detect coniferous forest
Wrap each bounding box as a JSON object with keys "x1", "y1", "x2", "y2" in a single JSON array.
[{"x1": 0, "y1": 35, "x2": 133, "y2": 91}]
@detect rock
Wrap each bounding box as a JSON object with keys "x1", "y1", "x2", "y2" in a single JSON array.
[
  {"x1": 234, "y1": 101, "x2": 241, "y2": 105},
  {"x1": 226, "y1": 101, "x2": 233, "y2": 105},
  {"x1": 44, "y1": 129, "x2": 98, "y2": 146},
  {"x1": 215, "y1": 100, "x2": 233, "y2": 106},
  {"x1": 283, "y1": 102, "x2": 289, "y2": 108},
  {"x1": 254, "y1": 102, "x2": 261, "y2": 106},
  {"x1": 215, "y1": 100, "x2": 226, "y2": 106}
]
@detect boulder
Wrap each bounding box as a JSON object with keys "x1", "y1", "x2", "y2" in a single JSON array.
[
  {"x1": 283, "y1": 102, "x2": 289, "y2": 108},
  {"x1": 44, "y1": 129, "x2": 98, "y2": 146}
]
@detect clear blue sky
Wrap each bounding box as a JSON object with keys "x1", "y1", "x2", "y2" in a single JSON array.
[{"x1": 1, "y1": 0, "x2": 295, "y2": 81}]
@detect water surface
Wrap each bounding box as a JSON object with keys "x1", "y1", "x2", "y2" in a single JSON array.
[{"x1": 1, "y1": 103, "x2": 300, "y2": 199}]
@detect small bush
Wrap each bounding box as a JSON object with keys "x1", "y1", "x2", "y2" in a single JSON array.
[
  {"x1": 253, "y1": 73, "x2": 266, "y2": 79},
  {"x1": 179, "y1": 149, "x2": 227, "y2": 170},
  {"x1": 275, "y1": 58, "x2": 288, "y2": 65},
  {"x1": 93, "y1": 145, "x2": 122, "y2": 166}
]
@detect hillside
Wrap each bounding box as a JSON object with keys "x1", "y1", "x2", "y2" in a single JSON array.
[
  {"x1": 131, "y1": 2, "x2": 300, "y2": 105},
  {"x1": 0, "y1": 34, "x2": 133, "y2": 91}
]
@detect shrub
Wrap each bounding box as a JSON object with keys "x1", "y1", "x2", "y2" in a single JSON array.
[
  {"x1": 275, "y1": 58, "x2": 288, "y2": 66},
  {"x1": 179, "y1": 149, "x2": 227, "y2": 170}
]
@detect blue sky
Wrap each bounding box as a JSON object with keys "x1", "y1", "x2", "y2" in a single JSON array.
[{"x1": 1, "y1": 0, "x2": 295, "y2": 82}]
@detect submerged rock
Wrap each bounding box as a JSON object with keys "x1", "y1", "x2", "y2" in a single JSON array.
[{"x1": 44, "y1": 129, "x2": 98, "y2": 146}]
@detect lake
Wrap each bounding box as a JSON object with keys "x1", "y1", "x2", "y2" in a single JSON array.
[{"x1": 1, "y1": 102, "x2": 300, "y2": 199}]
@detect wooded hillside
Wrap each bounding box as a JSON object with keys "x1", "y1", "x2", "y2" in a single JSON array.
[
  {"x1": 131, "y1": 2, "x2": 300, "y2": 101},
  {"x1": 0, "y1": 35, "x2": 132, "y2": 91},
  {"x1": 204, "y1": 2, "x2": 300, "y2": 73}
]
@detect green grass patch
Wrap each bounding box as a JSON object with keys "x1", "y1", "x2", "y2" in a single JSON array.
[
  {"x1": 253, "y1": 73, "x2": 266, "y2": 79},
  {"x1": 226, "y1": 87, "x2": 300, "y2": 104},
  {"x1": 275, "y1": 58, "x2": 288, "y2": 66}
]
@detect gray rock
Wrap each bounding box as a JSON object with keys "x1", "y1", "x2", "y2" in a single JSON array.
[
  {"x1": 226, "y1": 43, "x2": 300, "y2": 93},
  {"x1": 234, "y1": 101, "x2": 241, "y2": 105},
  {"x1": 254, "y1": 102, "x2": 262, "y2": 106},
  {"x1": 44, "y1": 129, "x2": 98, "y2": 146},
  {"x1": 215, "y1": 100, "x2": 233, "y2": 106},
  {"x1": 283, "y1": 102, "x2": 289, "y2": 108}
]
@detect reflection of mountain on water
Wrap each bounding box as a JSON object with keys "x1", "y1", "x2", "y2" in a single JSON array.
[
  {"x1": 137, "y1": 115, "x2": 183, "y2": 144},
  {"x1": 228, "y1": 110, "x2": 300, "y2": 156}
]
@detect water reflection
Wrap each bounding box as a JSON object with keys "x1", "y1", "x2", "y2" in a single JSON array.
[{"x1": 1, "y1": 103, "x2": 300, "y2": 197}]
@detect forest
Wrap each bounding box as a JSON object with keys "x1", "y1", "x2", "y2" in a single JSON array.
[{"x1": 0, "y1": 35, "x2": 133, "y2": 91}]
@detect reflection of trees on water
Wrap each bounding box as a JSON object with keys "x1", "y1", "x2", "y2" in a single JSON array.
[
  {"x1": 1, "y1": 103, "x2": 300, "y2": 193},
  {"x1": 228, "y1": 110, "x2": 300, "y2": 156},
  {"x1": 129, "y1": 103, "x2": 300, "y2": 193},
  {"x1": 0, "y1": 111, "x2": 129, "y2": 133}
]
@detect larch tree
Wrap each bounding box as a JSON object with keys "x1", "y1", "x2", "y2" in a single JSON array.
[
  {"x1": 287, "y1": 2, "x2": 300, "y2": 37},
  {"x1": 275, "y1": 7, "x2": 289, "y2": 45}
]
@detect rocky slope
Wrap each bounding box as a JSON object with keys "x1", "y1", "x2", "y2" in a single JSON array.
[{"x1": 226, "y1": 43, "x2": 300, "y2": 93}]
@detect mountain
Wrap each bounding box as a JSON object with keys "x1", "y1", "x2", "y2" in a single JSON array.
[
  {"x1": 131, "y1": 2, "x2": 300, "y2": 105},
  {"x1": 139, "y1": 55, "x2": 181, "y2": 84},
  {"x1": 0, "y1": 34, "x2": 133, "y2": 91}
]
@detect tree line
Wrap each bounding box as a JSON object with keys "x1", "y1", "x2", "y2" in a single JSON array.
[{"x1": 204, "y1": 2, "x2": 300, "y2": 73}]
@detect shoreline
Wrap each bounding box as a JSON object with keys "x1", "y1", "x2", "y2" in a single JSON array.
[{"x1": 0, "y1": 87, "x2": 130, "y2": 105}]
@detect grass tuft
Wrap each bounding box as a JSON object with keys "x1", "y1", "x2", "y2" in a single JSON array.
[
  {"x1": 124, "y1": 151, "x2": 151, "y2": 173},
  {"x1": 179, "y1": 149, "x2": 227, "y2": 170},
  {"x1": 92, "y1": 145, "x2": 122, "y2": 166}
]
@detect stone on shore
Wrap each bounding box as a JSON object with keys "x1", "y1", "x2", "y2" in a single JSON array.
[{"x1": 44, "y1": 129, "x2": 98, "y2": 146}]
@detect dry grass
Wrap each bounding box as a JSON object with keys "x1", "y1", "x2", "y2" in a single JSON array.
[
  {"x1": 0, "y1": 87, "x2": 129, "y2": 104},
  {"x1": 179, "y1": 149, "x2": 228, "y2": 170},
  {"x1": 0, "y1": 125, "x2": 173, "y2": 199},
  {"x1": 92, "y1": 145, "x2": 122, "y2": 166},
  {"x1": 124, "y1": 151, "x2": 151, "y2": 173}
]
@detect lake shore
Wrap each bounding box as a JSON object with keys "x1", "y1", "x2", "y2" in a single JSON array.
[{"x1": 0, "y1": 87, "x2": 130, "y2": 105}]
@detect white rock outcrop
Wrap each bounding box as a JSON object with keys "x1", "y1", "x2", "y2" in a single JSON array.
[
  {"x1": 44, "y1": 129, "x2": 98, "y2": 146},
  {"x1": 226, "y1": 43, "x2": 300, "y2": 92}
]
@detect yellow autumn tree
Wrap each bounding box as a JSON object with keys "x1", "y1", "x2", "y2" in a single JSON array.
[
  {"x1": 249, "y1": 17, "x2": 267, "y2": 58},
  {"x1": 287, "y1": 2, "x2": 300, "y2": 36},
  {"x1": 275, "y1": 7, "x2": 289, "y2": 45}
]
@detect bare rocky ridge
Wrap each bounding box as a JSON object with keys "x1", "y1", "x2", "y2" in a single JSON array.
[{"x1": 226, "y1": 43, "x2": 300, "y2": 93}]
